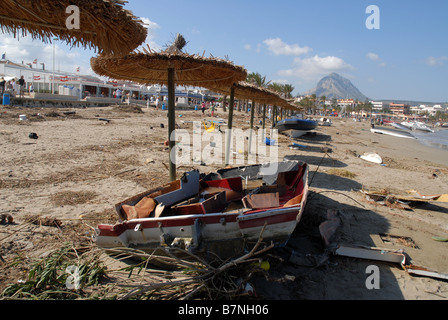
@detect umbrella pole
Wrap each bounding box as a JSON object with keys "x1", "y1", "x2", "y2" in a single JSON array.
[
  {"x1": 248, "y1": 100, "x2": 255, "y2": 154},
  {"x1": 168, "y1": 67, "x2": 176, "y2": 181},
  {"x1": 225, "y1": 85, "x2": 235, "y2": 166},
  {"x1": 262, "y1": 104, "x2": 266, "y2": 142}
]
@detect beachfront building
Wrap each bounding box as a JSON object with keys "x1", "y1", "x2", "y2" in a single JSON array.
[
  {"x1": 421, "y1": 104, "x2": 444, "y2": 116},
  {"x1": 0, "y1": 59, "x2": 212, "y2": 107},
  {"x1": 370, "y1": 101, "x2": 384, "y2": 112},
  {"x1": 389, "y1": 103, "x2": 410, "y2": 116}
]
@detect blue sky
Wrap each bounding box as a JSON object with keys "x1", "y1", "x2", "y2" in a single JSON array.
[{"x1": 1, "y1": 0, "x2": 447, "y2": 102}]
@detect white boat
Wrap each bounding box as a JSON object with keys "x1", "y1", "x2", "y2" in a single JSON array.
[
  {"x1": 359, "y1": 152, "x2": 382, "y2": 164},
  {"x1": 318, "y1": 117, "x2": 332, "y2": 126},
  {"x1": 391, "y1": 122, "x2": 411, "y2": 131},
  {"x1": 371, "y1": 127, "x2": 416, "y2": 139},
  {"x1": 401, "y1": 121, "x2": 434, "y2": 133}
]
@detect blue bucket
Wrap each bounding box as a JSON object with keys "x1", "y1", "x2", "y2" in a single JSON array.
[
  {"x1": 162, "y1": 103, "x2": 166, "y2": 110},
  {"x1": 2, "y1": 93, "x2": 10, "y2": 105}
]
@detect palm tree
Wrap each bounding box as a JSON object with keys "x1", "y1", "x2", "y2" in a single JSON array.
[
  {"x1": 268, "y1": 83, "x2": 295, "y2": 99},
  {"x1": 246, "y1": 72, "x2": 270, "y2": 88},
  {"x1": 282, "y1": 84, "x2": 294, "y2": 99},
  {"x1": 268, "y1": 82, "x2": 282, "y2": 92},
  {"x1": 320, "y1": 95, "x2": 327, "y2": 115}
]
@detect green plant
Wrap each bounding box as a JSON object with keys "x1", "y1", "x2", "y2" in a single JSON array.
[{"x1": 1, "y1": 243, "x2": 106, "y2": 299}]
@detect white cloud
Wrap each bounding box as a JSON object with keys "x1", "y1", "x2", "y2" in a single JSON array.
[
  {"x1": 366, "y1": 52, "x2": 380, "y2": 61},
  {"x1": 279, "y1": 55, "x2": 353, "y2": 80},
  {"x1": 244, "y1": 44, "x2": 252, "y2": 51},
  {"x1": 366, "y1": 52, "x2": 386, "y2": 67},
  {"x1": 263, "y1": 38, "x2": 311, "y2": 56},
  {"x1": 0, "y1": 33, "x2": 88, "y2": 74},
  {"x1": 138, "y1": 17, "x2": 161, "y2": 52},
  {"x1": 425, "y1": 56, "x2": 448, "y2": 66}
]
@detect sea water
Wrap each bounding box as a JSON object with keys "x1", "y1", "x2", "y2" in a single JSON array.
[{"x1": 412, "y1": 128, "x2": 448, "y2": 151}]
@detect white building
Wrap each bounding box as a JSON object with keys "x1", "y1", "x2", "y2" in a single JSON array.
[
  {"x1": 0, "y1": 59, "x2": 209, "y2": 106},
  {"x1": 370, "y1": 101, "x2": 383, "y2": 111}
]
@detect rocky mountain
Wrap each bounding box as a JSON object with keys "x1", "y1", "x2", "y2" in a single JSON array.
[{"x1": 305, "y1": 73, "x2": 368, "y2": 101}]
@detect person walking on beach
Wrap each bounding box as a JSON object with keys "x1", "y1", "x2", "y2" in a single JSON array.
[
  {"x1": 0, "y1": 77, "x2": 5, "y2": 97},
  {"x1": 201, "y1": 102, "x2": 205, "y2": 115},
  {"x1": 155, "y1": 97, "x2": 160, "y2": 110},
  {"x1": 210, "y1": 103, "x2": 215, "y2": 117},
  {"x1": 116, "y1": 88, "x2": 122, "y2": 100},
  {"x1": 18, "y1": 76, "x2": 25, "y2": 98}
]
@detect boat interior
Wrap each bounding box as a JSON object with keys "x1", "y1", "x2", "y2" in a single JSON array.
[{"x1": 116, "y1": 161, "x2": 308, "y2": 221}]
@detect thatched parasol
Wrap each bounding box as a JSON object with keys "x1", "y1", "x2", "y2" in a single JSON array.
[
  {"x1": 0, "y1": 0, "x2": 147, "y2": 55},
  {"x1": 91, "y1": 34, "x2": 247, "y2": 180}
]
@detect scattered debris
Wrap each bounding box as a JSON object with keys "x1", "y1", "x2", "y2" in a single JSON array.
[
  {"x1": 334, "y1": 245, "x2": 407, "y2": 264},
  {"x1": 326, "y1": 169, "x2": 357, "y2": 179},
  {"x1": 0, "y1": 213, "x2": 14, "y2": 224},
  {"x1": 432, "y1": 236, "x2": 448, "y2": 242},
  {"x1": 289, "y1": 142, "x2": 306, "y2": 150},
  {"x1": 359, "y1": 152, "x2": 382, "y2": 164},
  {"x1": 406, "y1": 265, "x2": 448, "y2": 281},
  {"x1": 318, "y1": 209, "x2": 341, "y2": 247},
  {"x1": 361, "y1": 188, "x2": 448, "y2": 209},
  {"x1": 379, "y1": 233, "x2": 419, "y2": 249},
  {"x1": 24, "y1": 215, "x2": 62, "y2": 228},
  {"x1": 98, "y1": 118, "x2": 111, "y2": 123},
  {"x1": 317, "y1": 209, "x2": 448, "y2": 282},
  {"x1": 28, "y1": 132, "x2": 39, "y2": 139}
]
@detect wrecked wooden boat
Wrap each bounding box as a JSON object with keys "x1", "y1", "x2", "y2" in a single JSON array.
[{"x1": 94, "y1": 161, "x2": 309, "y2": 258}]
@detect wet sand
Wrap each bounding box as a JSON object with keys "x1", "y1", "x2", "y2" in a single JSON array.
[{"x1": 0, "y1": 105, "x2": 447, "y2": 300}]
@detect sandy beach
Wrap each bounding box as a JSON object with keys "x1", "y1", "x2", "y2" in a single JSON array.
[{"x1": 0, "y1": 104, "x2": 447, "y2": 300}]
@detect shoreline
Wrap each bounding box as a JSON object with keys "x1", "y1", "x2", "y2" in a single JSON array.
[{"x1": 0, "y1": 105, "x2": 447, "y2": 300}]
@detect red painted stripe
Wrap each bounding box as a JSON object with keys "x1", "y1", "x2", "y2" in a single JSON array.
[{"x1": 238, "y1": 208, "x2": 299, "y2": 229}]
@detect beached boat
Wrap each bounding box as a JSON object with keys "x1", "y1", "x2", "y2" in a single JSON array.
[
  {"x1": 318, "y1": 117, "x2": 332, "y2": 126},
  {"x1": 94, "y1": 161, "x2": 309, "y2": 258},
  {"x1": 275, "y1": 115, "x2": 318, "y2": 138},
  {"x1": 391, "y1": 122, "x2": 411, "y2": 131},
  {"x1": 370, "y1": 127, "x2": 416, "y2": 139},
  {"x1": 401, "y1": 121, "x2": 434, "y2": 133}
]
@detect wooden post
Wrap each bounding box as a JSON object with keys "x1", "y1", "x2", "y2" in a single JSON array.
[
  {"x1": 248, "y1": 100, "x2": 255, "y2": 154},
  {"x1": 225, "y1": 85, "x2": 235, "y2": 166},
  {"x1": 262, "y1": 104, "x2": 266, "y2": 130},
  {"x1": 262, "y1": 104, "x2": 266, "y2": 142},
  {"x1": 168, "y1": 67, "x2": 176, "y2": 181}
]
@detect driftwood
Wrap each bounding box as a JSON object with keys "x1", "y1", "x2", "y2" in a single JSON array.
[{"x1": 114, "y1": 222, "x2": 274, "y2": 300}]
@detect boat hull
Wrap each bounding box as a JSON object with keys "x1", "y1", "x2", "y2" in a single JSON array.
[
  {"x1": 371, "y1": 128, "x2": 415, "y2": 139},
  {"x1": 94, "y1": 161, "x2": 309, "y2": 258},
  {"x1": 275, "y1": 118, "x2": 318, "y2": 138}
]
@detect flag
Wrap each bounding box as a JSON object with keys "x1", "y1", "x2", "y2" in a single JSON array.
[
  {"x1": 33, "y1": 59, "x2": 37, "y2": 64},
  {"x1": 1, "y1": 53, "x2": 5, "y2": 60},
  {"x1": 76, "y1": 67, "x2": 80, "y2": 72}
]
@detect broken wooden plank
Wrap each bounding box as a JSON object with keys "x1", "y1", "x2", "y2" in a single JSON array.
[{"x1": 335, "y1": 245, "x2": 407, "y2": 265}]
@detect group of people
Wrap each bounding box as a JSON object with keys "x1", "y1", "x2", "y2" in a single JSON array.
[
  {"x1": 200, "y1": 101, "x2": 217, "y2": 117},
  {"x1": 0, "y1": 75, "x2": 27, "y2": 99}
]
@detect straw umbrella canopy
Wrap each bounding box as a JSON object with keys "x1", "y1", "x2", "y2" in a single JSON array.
[
  {"x1": 0, "y1": 0, "x2": 147, "y2": 55},
  {"x1": 91, "y1": 36, "x2": 247, "y2": 181}
]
